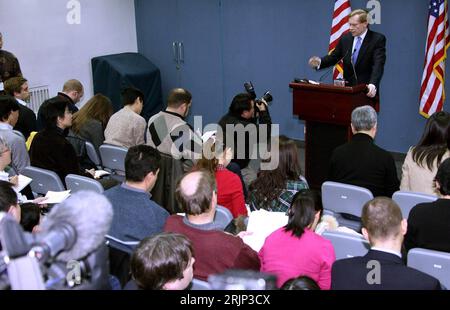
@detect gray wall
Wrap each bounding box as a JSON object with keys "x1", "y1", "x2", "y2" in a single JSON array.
[{"x1": 0, "y1": 0, "x2": 138, "y2": 105}]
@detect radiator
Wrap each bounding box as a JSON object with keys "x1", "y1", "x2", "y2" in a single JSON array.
[{"x1": 28, "y1": 85, "x2": 50, "y2": 114}]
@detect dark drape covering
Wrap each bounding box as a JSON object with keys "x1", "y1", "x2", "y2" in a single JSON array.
[{"x1": 91, "y1": 52, "x2": 163, "y2": 121}]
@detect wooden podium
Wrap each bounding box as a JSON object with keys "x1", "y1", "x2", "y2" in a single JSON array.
[{"x1": 290, "y1": 82, "x2": 379, "y2": 189}]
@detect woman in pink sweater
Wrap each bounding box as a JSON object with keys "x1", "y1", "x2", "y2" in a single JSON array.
[{"x1": 259, "y1": 189, "x2": 335, "y2": 289}]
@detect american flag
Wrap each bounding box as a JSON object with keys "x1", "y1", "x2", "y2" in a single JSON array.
[
  {"x1": 328, "y1": 0, "x2": 352, "y2": 80},
  {"x1": 420, "y1": 0, "x2": 450, "y2": 117}
]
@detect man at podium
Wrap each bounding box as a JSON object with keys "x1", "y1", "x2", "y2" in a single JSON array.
[{"x1": 308, "y1": 9, "x2": 386, "y2": 98}]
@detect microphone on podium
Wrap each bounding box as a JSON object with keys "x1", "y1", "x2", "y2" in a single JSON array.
[{"x1": 318, "y1": 48, "x2": 351, "y2": 83}]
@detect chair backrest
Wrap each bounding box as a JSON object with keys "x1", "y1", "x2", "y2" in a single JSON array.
[
  {"x1": 214, "y1": 205, "x2": 234, "y2": 230},
  {"x1": 407, "y1": 248, "x2": 450, "y2": 290},
  {"x1": 191, "y1": 278, "x2": 212, "y2": 290},
  {"x1": 105, "y1": 234, "x2": 139, "y2": 254},
  {"x1": 321, "y1": 181, "x2": 374, "y2": 217},
  {"x1": 85, "y1": 141, "x2": 102, "y2": 168},
  {"x1": 392, "y1": 191, "x2": 437, "y2": 219},
  {"x1": 322, "y1": 230, "x2": 370, "y2": 260},
  {"x1": 99, "y1": 144, "x2": 128, "y2": 174},
  {"x1": 21, "y1": 166, "x2": 65, "y2": 195},
  {"x1": 65, "y1": 174, "x2": 104, "y2": 194}
]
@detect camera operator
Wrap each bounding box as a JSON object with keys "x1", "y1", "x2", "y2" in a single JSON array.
[{"x1": 218, "y1": 93, "x2": 272, "y2": 187}]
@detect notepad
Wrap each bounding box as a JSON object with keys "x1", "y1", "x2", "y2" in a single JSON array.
[
  {"x1": 94, "y1": 170, "x2": 110, "y2": 179},
  {"x1": 12, "y1": 175, "x2": 33, "y2": 193},
  {"x1": 40, "y1": 190, "x2": 71, "y2": 204},
  {"x1": 243, "y1": 209, "x2": 289, "y2": 252}
]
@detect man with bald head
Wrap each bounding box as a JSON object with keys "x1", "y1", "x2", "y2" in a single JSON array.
[{"x1": 164, "y1": 170, "x2": 260, "y2": 281}]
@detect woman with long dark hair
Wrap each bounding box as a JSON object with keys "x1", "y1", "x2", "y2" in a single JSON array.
[
  {"x1": 401, "y1": 111, "x2": 450, "y2": 195},
  {"x1": 258, "y1": 189, "x2": 335, "y2": 289},
  {"x1": 248, "y1": 135, "x2": 308, "y2": 212}
]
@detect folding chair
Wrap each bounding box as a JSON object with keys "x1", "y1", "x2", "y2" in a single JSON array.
[
  {"x1": 392, "y1": 191, "x2": 437, "y2": 219},
  {"x1": 99, "y1": 144, "x2": 128, "y2": 182},
  {"x1": 85, "y1": 141, "x2": 102, "y2": 169},
  {"x1": 321, "y1": 181, "x2": 374, "y2": 231},
  {"x1": 322, "y1": 230, "x2": 370, "y2": 260},
  {"x1": 407, "y1": 248, "x2": 450, "y2": 290},
  {"x1": 65, "y1": 174, "x2": 104, "y2": 194},
  {"x1": 21, "y1": 166, "x2": 65, "y2": 196},
  {"x1": 214, "y1": 205, "x2": 233, "y2": 230}
]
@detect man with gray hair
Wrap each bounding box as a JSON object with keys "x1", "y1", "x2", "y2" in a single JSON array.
[{"x1": 327, "y1": 105, "x2": 399, "y2": 197}]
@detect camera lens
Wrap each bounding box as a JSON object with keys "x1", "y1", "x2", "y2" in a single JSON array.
[{"x1": 262, "y1": 91, "x2": 273, "y2": 103}]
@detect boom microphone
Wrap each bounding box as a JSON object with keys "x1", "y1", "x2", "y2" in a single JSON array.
[{"x1": 37, "y1": 191, "x2": 113, "y2": 262}]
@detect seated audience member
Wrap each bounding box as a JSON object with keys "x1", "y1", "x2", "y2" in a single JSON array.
[
  {"x1": 127, "y1": 233, "x2": 195, "y2": 290},
  {"x1": 37, "y1": 79, "x2": 84, "y2": 130},
  {"x1": 0, "y1": 95, "x2": 30, "y2": 175},
  {"x1": 164, "y1": 170, "x2": 260, "y2": 281},
  {"x1": 20, "y1": 202, "x2": 41, "y2": 233},
  {"x1": 104, "y1": 145, "x2": 169, "y2": 247},
  {"x1": 70, "y1": 93, "x2": 113, "y2": 153},
  {"x1": 280, "y1": 275, "x2": 320, "y2": 290},
  {"x1": 404, "y1": 158, "x2": 450, "y2": 252},
  {"x1": 146, "y1": 88, "x2": 201, "y2": 167},
  {"x1": 248, "y1": 136, "x2": 308, "y2": 212},
  {"x1": 259, "y1": 189, "x2": 335, "y2": 289},
  {"x1": 331, "y1": 197, "x2": 441, "y2": 290},
  {"x1": 219, "y1": 93, "x2": 272, "y2": 186},
  {"x1": 328, "y1": 105, "x2": 399, "y2": 197},
  {"x1": 401, "y1": 111, "x2": 450, "y2": 196},
  {"x1": 104, "y1": 87, "x2": 146, "y2": 148},
  {"x1": 29, "y1": 97, "x2": 96, "y2": 183},
  {"x1": 4, "y1": 77, "x2": 37, "y2": 140},
  {"x1": 68, "y1": 94, "x2": 113, "y2": 169},
  {"x1": 195, "y1": 138, "x2": 246, "y2": 218},
  {"x1": 0, "y1": 180, "x2": 21, "y2": 222}
]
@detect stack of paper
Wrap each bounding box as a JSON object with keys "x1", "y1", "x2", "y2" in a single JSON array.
[
  {"x1": 12, "y1": 175, "x2": 32, "y2": 193},
  {"x1": 40, "y1": 190, "x2": 71, "y2": 204},
  {"x1": 94, "y1": 170, "x2": 110, "y2": 179},
  {"x1": 243, "y1": 209, "x2": 288, "y2": 252}
]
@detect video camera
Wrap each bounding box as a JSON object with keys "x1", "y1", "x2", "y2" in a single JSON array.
[
  {"x1": 0, "y1": 211, "x2": 110, "y2": 290},
  {"x1": 244, "y1": 81, "x2": 273, "y2": 107}
]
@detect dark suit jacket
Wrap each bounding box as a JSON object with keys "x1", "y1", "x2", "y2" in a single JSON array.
[
  {"x1": 331, "y1": 249, "x2": 441, "y2": 290},
  {"x1": 321, "y1": 30, "x2": 386, "y2": 88},
  {"x1": 404, "y1": 199, "x2": 450, "y2": 253},
  {"x1": 328, "y1": 133, "x2": 399, "y2": 198},
  {"x1": 14, "y1": 104, "x2": 37, "y2": 140},
  {"x1": 29, "y1": 127, "x2": 83, "y2": 184}
]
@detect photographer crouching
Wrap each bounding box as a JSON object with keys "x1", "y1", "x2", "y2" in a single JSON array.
[{"x1": 218, "y1": 89, "x2": 272, "y2": 188}]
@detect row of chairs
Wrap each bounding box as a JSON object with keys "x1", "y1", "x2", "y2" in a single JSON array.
[
  {"x1": 22, "y1": 166, "x2": 103, "y2": 195},
  {"x1": 20, "y1": 143, "x2": 129, "y2": 196},
  {"x1": 322, "y1": 181, "x2": 437, "y2": 230},
  {"x1": 322, "y1": 230, "x2": 450, "y2": 289}
]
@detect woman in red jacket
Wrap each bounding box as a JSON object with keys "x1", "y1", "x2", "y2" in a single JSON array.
[{"x1": 195, "y1": 138, "x2": 247, "y2": 218}]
